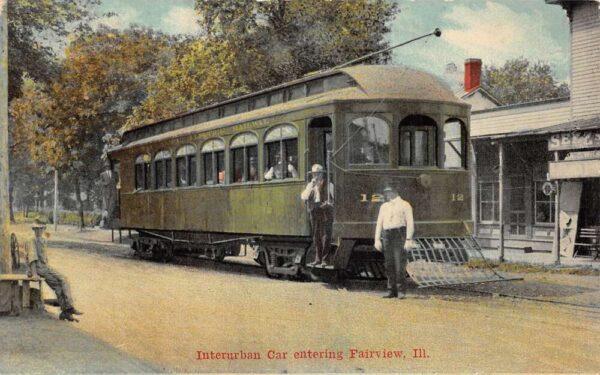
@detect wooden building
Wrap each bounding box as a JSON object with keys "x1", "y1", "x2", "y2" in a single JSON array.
[{"x1": 464, "y1": 0, "x2": 600, "y2": 261}]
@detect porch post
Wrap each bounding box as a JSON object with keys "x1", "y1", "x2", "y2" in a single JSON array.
[
  {"x1": 470, "y1": 142, "x2": 478, "y2": 235},
  {"x1": 553, "y1": 151, "x2": 561, "y2": 265},
  {"x1": 498, "y1": 142, "x2": 505, "y2": 262}
]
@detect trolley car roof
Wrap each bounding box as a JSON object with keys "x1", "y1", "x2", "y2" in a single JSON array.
[{"x1": 113, "y1": 65, "x2": 465, "y2": 152}]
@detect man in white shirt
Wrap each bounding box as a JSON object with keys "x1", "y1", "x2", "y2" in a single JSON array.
[
  {"x1": 301, "y1": 164, "x2": 334, "y2": 266},
  {"x1": 374, "y1": 185, "x2": 414, "y2": 299}
]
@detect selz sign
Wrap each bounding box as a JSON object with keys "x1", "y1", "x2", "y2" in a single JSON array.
[{"x1": 548, "y1": 130, "x2": 600, "y2": 151}]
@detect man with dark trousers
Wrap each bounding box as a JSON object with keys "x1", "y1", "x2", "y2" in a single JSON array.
[
  {"x1": 301, "y1": 164, "x2": 334, "y2": 266},
  {"x1": 27, "y1": 220, "x2": 83, "y2": 321},
  {"x1": 374, "y1": 185, "x2": 414, "y2": 299}
]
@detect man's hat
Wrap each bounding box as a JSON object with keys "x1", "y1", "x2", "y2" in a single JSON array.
[
  {"x1": 32, "y1": 219, "x2": 47, "y2": 230},
  {"x1": 383, "y1": 184, "x2": 398, "y2": 193},
  {"x1": 311, "y1": 164, "x2": 324, "y2": 174}
]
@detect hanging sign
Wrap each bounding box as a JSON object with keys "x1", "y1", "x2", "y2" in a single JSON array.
[{"x1": 548, "y1": 130, "x2": 600, "y2": 151}]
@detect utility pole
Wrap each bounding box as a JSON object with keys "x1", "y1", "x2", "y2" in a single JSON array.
[
  {"x1": 0, "y1": 0, "x2": 11, "y2": 273},
  {"x1": 53, "y1": 169, "x2": 58, "y2": 231}
]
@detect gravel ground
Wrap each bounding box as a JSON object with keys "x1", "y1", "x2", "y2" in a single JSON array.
[{"x1": 7, "y1": 224, "x2": 600, "y2": 373}]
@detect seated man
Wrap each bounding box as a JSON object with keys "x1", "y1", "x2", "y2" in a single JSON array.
[{"x1": 27, "y1": 220, "x2": 83, "y2": 321}]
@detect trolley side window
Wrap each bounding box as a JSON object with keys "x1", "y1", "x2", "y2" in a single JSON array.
[
  {"x1": 176, "y1": 145, "x2": 197, "y2": 187},
  {"x1": 231, "y1": 133, "x2": 258, "y2": 183},
  {"x1": 201, "y1": 139, "x2": 225, "y2": 185},
  {"x1": 399, "y1": 115, "x2": 437, "y2": 167},
  {"x1": 443, "y1": 119, "x2": 467, "y2": 169},
  {"x1": 134, "y1": 154, "x2": 151, "y2": 190},
  {"x1": 348, "y1": 116, "x2": 390, "y2": 165},
  {"x1": 154, "y1": 150, "x2": 173, "y2": 189},
  {"x1": 264, "y1": 125, "x2": 298, "y2": 180}
]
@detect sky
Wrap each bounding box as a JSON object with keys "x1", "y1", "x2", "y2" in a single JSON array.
[{"x1": 95, "y1": 0, "x2": 571, "y2": 88}]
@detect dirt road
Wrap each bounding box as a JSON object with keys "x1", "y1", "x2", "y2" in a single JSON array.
[{"x1": 17, "y1": 226, "x2": 600, "y2": 372}]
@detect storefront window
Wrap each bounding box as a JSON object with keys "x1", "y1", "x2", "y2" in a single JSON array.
[
  {"x1": 509, "y1": 176, "x2": 527, "y2": 235},
  {"x1": 348, "y1": 116, "x2": 389, "y2": 165},
  {"x1": 479, "y1": 181, "x2": 499, "y2": 222},
  {"x1": 535, "y1": 181, "x2": 555, "y2": 224}
]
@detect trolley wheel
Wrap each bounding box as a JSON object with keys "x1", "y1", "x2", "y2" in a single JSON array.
[
  {"x1": 261, "y1": 247, "x2": 282, "y2": 279},
  {"x1": 209, "y1": 247, "x2": 225, "y2": 262},
  {"x1": 10, "y1": 233, "x2": 19, "y2": 269}
]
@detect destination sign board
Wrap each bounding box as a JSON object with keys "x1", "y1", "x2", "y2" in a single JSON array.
[{"x1": 548, "y1": 130, "x2": 600, "y2": 151}]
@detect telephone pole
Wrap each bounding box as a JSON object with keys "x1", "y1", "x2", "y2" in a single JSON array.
[{"x1": 0, "y1": 0, "x2": 10, "y2": 273}]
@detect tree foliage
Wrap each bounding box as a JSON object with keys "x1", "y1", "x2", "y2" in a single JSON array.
[
  {"x1": 127, "y1": 0, "x2": 399, "y2": 128},
  {"x1": 7, "y1": 0, "x2": 98, "y2": 101},
  {"x1": 482, "y1": 57, "x2": 570, "y2": 105},
  {"x1": 11, "y1": 27, "x2": 176, "y2": 225}
]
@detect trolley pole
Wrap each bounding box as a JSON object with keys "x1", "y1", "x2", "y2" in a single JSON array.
[{"x1": 0, "y1": 0, "x2": 11, "y2": 273}]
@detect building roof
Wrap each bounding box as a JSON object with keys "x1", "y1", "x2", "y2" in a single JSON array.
[{"x1": 458, "y1": 86, "x2": 503, "y2": 107}]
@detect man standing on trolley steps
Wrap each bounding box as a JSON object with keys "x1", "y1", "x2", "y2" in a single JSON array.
[
  {"x1": 374, "y1": 185, "x2": 414, "y2": 299},
  {"x1": 301, "y1": 164, "x2": 334, "y2": 267}
]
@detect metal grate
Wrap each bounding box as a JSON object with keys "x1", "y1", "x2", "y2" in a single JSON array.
[{"x1": 406, "y1": 237, "x2": 516, "y2": 288}]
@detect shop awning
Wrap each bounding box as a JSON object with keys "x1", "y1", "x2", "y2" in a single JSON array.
[{"x1": 473, "y1": 116, "x2": 600, "y2": 141}]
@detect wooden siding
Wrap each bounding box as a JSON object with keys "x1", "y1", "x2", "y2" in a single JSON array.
[
  {"x1": 470, "y1": 100, "x2": 571, "y2": 138},
  {"x1": 571, "y1": 2, "x2": 600, "y2": 120}
]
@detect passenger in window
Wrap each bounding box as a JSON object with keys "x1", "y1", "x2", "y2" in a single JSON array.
[
  {"x1": 264, "y1": 153, "x2": 298, "y2": 180},
  {"x1": 218, "y1": 170, "x2": 225, "y2": 184},
  {"x1": 249, "y1": 156, "x2": 258, "y2": 181},
  {"x1": 356, "y1": 128, "x2": 375, "y2": 163},
  {"x1": 301, "y1": 164, "x2": 334, "y2": 267}
]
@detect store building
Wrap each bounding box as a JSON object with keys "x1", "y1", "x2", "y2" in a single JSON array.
[{"x1": 464, "y1": 0, "x2": 600, "y2": 262}]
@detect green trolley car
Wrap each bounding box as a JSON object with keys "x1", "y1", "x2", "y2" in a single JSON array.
[{"x1": 108, "y1": 65, "x2": 473, "y2": 279}]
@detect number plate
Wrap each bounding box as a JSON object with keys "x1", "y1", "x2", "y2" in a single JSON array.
[{"x1": 294, "y1": 254, "x2": 302, "y2": 263}]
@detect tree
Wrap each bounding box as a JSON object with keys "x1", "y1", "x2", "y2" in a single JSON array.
[
  {"x1": 7, "y1": 0, "x2": 98, "y2": 101},
  {"x1": 127, "y1": 0, "x2": 399, "y2": 128},
  {"x1": 482, "y1": 57, "x2": 570, "y2": 105},
  {"x1": 11, "y1": 27, "x2": 176, "y2": 228}
]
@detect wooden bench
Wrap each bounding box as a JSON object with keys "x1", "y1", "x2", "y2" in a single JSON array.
[
  {"x1": 0, "y1": 274, "x2": 43, "y2": 314},
  {"x1": 575, "y1": 227, "x2": 600, "y2": 259}
]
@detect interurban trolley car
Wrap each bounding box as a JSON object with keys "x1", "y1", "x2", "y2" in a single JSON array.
[{"x1": 107, "y1": 65, "x2": 474, "y2": 279}]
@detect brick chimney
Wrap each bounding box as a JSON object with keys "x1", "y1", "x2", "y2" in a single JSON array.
[{"x1": 464, "y1": 58, "x2": 482, "y2": 92}]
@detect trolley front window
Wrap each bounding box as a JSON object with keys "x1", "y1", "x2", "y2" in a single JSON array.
[
  {"x1": 201, "y1": 139, "x2": 225, "y2": 185},
  {"x1": 264, "y1": 125, "x2": 298, "y2": 180},
  {"x1": 154, "y1": 150, "x2": 172, "y2": 189},
  {"x1": 399, "y1": 115, "x2": 437, "y2": 167},
  {"x1": 348, "y1": 116, "x2": 390, "y2": 165},
  {"x1": 231, "y1": 133, "x2": 258, "y2": 183},
  {"x1": 176, "y1": 145, "x2": 197, "y2": 187},
  {"x1": 134, "y1": 154, "x2": 151, "y2": 190},
  {"x1": 443, "y1": 119, "x2": 467, "y2": 169}
]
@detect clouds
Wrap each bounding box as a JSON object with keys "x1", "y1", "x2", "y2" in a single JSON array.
[
  {"x1": 161, "y1": 6, "x2": 202, "y2": 35},
  {"x1": 389, "y1": 0, "x2": 570, "y2": 86},
  {"x1": 443, "y1": 1, "x2": 565, "y2": 68},
  {"x1": 94, "y1": 6, "x2": 141, "y2": 30}
]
